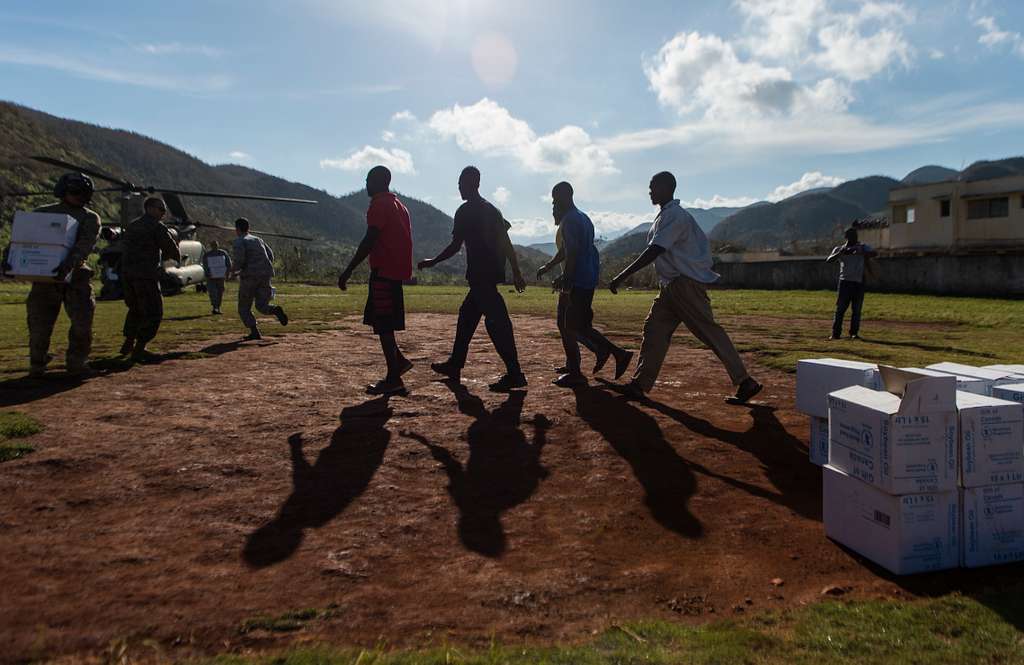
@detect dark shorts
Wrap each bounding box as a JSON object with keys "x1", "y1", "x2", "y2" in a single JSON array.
[
  {"x1": 565, "y1": 287, "x2": 595, "y2": 332},
  {"x1": 363, "y1": 272, "x2": 405, "y2": 334}
]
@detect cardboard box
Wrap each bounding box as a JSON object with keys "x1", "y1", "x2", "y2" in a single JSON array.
[
  {"x1": 984, "y1": 365, "x2": 1024, "y2": 378},
  {"x1": 5, "y1": 243, "x2": 70, "y2": 282},
  {"x1": 957, "y1": 391, "x2": 1024, "y2": 488},
  {"x1": 823, "y1": 465, "x2": 959, "y2": 575},
  {"x1": 927, "y1": 362, "x2": 1024, "y2": 395},
  {"x1": 993, "y1": 383, "x2": 1024, "y2": 404},
  {"x1": 797, "y1": 358, "x2": 881, "y2": 419},
  {"x1": 961, "y1": 483, "x2": 1024, "y2": 568},
  {"x1": 205, "y1": 254, "x2": 228, "y2": 279},
  {"x1": 810, "y1": 416, "x2": 829, "y2": 466},
  {"x1": 11, "y1": 211, "x2": 79, "y2": 247},
  {"x1": 828, "y1": 367, "x2": 958, "y2": 494},
  {"x1": 902, "y1": 367, "x2": 987, "y2": 395}
]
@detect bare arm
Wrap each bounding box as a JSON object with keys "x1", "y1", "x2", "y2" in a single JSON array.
[
  {"x1": 417, "y1": 237, "x2": 462, "y2": 269},
  {"x1": 537, "y1": 246, "x2": 564, "y2": 279},
  {"x1": 826, "y1": 246, "x2": 842, "y2": 262},
  {"x1": 338, "y1": 227, "x2": 380, "y2": 290},
  {"x1": 609, "y1": 245, "x2": 665, "y2": 294},
  {"x1": 502, "y1": 230, "x2": 526, "y2": 293}
]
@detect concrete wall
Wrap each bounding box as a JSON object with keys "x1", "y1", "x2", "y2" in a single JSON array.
[{"x1": 713, "y1": 254, "x2": 1024, "y2": 297}]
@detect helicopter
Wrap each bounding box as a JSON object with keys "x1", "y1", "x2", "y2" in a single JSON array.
[{"x1": 2, "y1": 155, "x2": 318, "y2": 300}]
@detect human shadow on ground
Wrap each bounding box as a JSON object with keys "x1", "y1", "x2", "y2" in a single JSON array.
[
  {"x1": 199, "y1": 340, "x2": 277, "y2": 356},
  {"x1": 404, "y1": 380, "x2": 550, "y2": 558},
  {"x1": 164, "y1": 314, "x2": 209, "y2": 322},
  {"x1": 571, "y1": 383, "x2": 703, "y2": 539},
  {"x1": 242, "y1": 396, "x2": 393, "y2": 568},
  {"x1": 614, "y1": 384, "x2": 821, "y2": 522}
]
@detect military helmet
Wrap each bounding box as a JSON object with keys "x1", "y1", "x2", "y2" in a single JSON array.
[{"x1": 54, "y1": 172, "x2": 95, "y2": 201}]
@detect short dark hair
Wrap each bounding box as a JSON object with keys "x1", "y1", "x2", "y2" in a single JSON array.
[
  {"x1": 460, "y1": 166, "x2": 481, "y2": 188},
  {"x1": 143, "y1": 196, "x2": 166, "y2": 212},
  {"x1": 652, "y1": 171, "x2": 677, "y2": 194},
  {"x1": 367, "y1": 165, "x2": 392, "y2": 189},
  {"x1": 845, "y1": 227, "x2": 858, "y2": 242},
  {"x1": 235, "y1": 217, "x2": 250, "y2": 233},
  {"x1": 552, "y1": 181, "x2": 574, "y2": 200}
]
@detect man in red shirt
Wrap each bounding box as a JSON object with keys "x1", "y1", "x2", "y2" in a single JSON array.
[{"x1": 338, "y1": 165, "x2": 414, "y2": 395}]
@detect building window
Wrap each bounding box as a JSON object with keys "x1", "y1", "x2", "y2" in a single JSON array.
[
  {"x1": 967, "y1": 197, "x2": 1010, "y2": 219},
  {"x1": 893, "y1": 204, "x2": 908, "y2": 224},
  {"x1": 939, "y1": 199, "x2": 950, "y2": 217},
  {"x1": 907, "y1": 207, "x2": 915, "y2": 224}
]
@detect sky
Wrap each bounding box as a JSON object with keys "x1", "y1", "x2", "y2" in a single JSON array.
[{"x1": 1, "y1": 0, "x2": 1023, "y2": 244}]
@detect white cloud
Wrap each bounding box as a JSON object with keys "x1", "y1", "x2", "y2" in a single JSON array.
[
  {"x1": 392, "y1": 110, "x2": 417, "y2": 122},
  {"x1": 320, "y1": 146, "x2": 416, "y2": 174},
  {"x1": 381, "y1": 130, "x2": 396, "y2": 142},
  {"x1": 928, "y1": 48, "x2": 945, "y2": 60},
  {"x1": 812, "y1": 3, "x2": 913, "y2": 81},
  {"x1": 492, "y1": 186, "x2": 511, "y2": 204},
  {"x1": 228, "y1": 151, "x2": 251, "y2": 161},
  {"x1": 683, "y1": 195, "x2": 760, "y2": 209},
  {"x1": 428, "y1": 98, "x2": 618, "y2": 180},
  {"x1": 508, "y1": 210, "x2": 651, "y2": 244},
  {"x1": 975, "y1": 16, "x2": 1024, "y2": 57},
  {"x1": 138, "y1": 42, "x2": 223, "y2": 57},
  {"x1": 765, "y1": 171, "x2": 844, "y2": 201},
  {"x1": 737, "y1": 0, "x2": 826, "y2": 61}
]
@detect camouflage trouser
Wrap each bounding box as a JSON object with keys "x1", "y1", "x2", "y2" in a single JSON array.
[
  {"x1": 207, "y1": 278, "x2": 225, "y2": 310},
  {"x1": 237, "y1": 276, "x2": 275, "y2": 330},
  {"x1": 122, "y1": 278, "x2": 164, "y2": 345},
  {"x1": 27, "y1": 276, "x2": 95, "y2": 371}
]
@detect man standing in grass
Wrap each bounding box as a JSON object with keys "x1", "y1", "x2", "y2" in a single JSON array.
[
  {"x1": 118, "y1": 196, "x2": 180, "y2": 363},
  {"x1": 826, "y1": 227, "x2": 876, "y2": 340},
  {"x1": 232, "y1": 217, "x2": 288, "y2": 341},
  {"x1": 609, "y1": 171, "x2": 761, "y2": 404},
  {"x1": 541, "y1": 181, "x2": 632, "y2": 387},
  {"x1": 201, "y1": 240, "x2": 232, "y2": 315},
  {"x1": 418, "y1": 166, "x2": 528, "y2": 392},
  {"x1": 338, "y1": 165, "x2": 414, "y2": 396}
]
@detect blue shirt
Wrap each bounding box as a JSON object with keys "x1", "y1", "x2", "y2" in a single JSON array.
[{"x1": 560, "y1": 207, "x2": 600, "y2": 289}]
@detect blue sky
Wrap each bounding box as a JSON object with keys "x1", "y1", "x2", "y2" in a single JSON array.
[{"x1": 1, "y1": 0, "x2": 1023, "y2": 243}]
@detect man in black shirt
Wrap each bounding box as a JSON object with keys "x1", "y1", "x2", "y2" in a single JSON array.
[{"x1": 418, "y1": 166, "x2": 527, "y2": 391}]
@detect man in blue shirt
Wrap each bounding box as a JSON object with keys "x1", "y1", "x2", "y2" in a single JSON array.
[{"x1": 548, "y1": 181, "x2": 632, "y2": 387}]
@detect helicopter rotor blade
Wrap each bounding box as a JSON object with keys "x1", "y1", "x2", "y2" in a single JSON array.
[
  {"x1": 144, "y1": 188, "x2": 318, "y2": 205},
  {"x1": 29, "y1": 155, "x2": 131, "y2": 188},
  {"x1": 1, "y1": 190, "x2": 49, "y2": 198},
  {"x1": 192, "y1": 221, "x2": 314, "y2": 241},
  {"x1": 162, "y1": 192, "x2": 190, "y2": 221}
]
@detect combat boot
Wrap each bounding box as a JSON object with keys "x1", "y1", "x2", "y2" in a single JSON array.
[
  {"x1": 244, "y1": 328, "x2": 263, "y2": 341},
  {"x1": 119, "y1": 338, "x2": 136, "y2": 356}
]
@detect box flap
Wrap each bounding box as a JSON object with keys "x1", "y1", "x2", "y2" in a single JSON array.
[{"x1": 880, "y1": 365, "x2": 956, "y2": 414}]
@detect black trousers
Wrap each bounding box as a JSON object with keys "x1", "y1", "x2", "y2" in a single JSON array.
[
  {"x1": 123, "y1": 278, "x2": 164, "y2": 345},
  {"x1": 832, "y1": 280, "x2": 865, "y2": 337},
  {"x1": 450, "y1": 283, "x2": 520, "y2": 373},
  {"x1": 558, "y1": 288, "x2": 620, "y2": 374}
]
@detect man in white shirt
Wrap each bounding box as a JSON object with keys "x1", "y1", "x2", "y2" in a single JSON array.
[
  {"x1": 609, "y1": 171, "x2": 762, "y2": 403},
  {"x1": 826, "y1": 227, "x2": 876, "y2": 340}
]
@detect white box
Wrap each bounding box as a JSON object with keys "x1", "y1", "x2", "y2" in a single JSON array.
[
  {"x1": 993, "y1": 383, "x2": 1024, "y2": 404},
  {"x1": 11, "y1": 211, "x2": 79, "y2": 247},
  {"x1": 927, "y1": 362, "x2": 1024, "y2": 395},
  {"x1": 797, "y1": 358, "x2": 881, "y2": 418},
  {"x1": 205, "y1": 254, "x2": 227, "y2": 279},
  {"x1": 810, "y1": 416, "x2": 829, "y2": 466},
  {"x1": 984, "y1": 365, "x2": 1024, "y2": 377},
  {"x1": 5, "y1": 243, "x2": 70, "y2": 282},
  {"x1": 961, "y1": 483, "x2": 1024, "y2": 568},
  {"x1": 902, "y1": 367, "x2": 987, "y2": 395},
  {"x1": 828, "y1": 367, "x2": 958, "y2": 494},
  {"x1": 823, "y1": 465, "x2": 959, "y2": 575},
  {"x1": 957, "y1": 391, "x2": 1024, "y2": 488}
]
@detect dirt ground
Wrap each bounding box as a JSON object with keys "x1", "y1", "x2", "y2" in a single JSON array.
[{"x1": 0, "y1": 313, "x2": 1019, "y2": 662}]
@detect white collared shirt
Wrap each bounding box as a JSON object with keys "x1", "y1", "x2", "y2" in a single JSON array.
[{"x1": 647, "y1": 199, "x2": 719, "y2": 285}]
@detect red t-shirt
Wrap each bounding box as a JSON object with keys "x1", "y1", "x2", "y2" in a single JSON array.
[{"x1": 367, "y1": 192, "x2": 413, "y2": 281}]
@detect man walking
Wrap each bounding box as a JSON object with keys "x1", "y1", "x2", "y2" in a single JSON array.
[
  {"x1": 232, "y1": 217, "x2": 288, "y2": 340},
  {"x1": 418, "y1": 166, "x2": 527, "y2": 392},
  {"x1": 118, "y1": 196, "x2": 181, "y2": 362},
  {"x1": 201, "y1": 239, "x2": 232, "y2": 315},
  {"x1": 609, "y1": 171, "x2": 761, "y2": 403},
  {"x1": 826, "y1": 227, "x2": 876, "y2": 340},
  {"x1": 543, "y1": 181, "x2": 632, "y2": 387},
  {"x1": 13, "y1": 173, "x2": 101, "y2": 377},
  {"x1": 338, "y1": 165, "x2": 414, "y2": 396}
]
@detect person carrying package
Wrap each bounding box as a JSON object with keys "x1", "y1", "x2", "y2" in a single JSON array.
[
  {"x1": 231, "y1": 217, "x2": 288, "y2": 340},
  {"x1": 1, "y1": 173, "x2": 101, "y2": 378},
  {"x1": 608, "y1": 170, "x2": 761, "y2": 404},
  {"x1": 201, "y1": 240, "x2": 232, "y2": 315},
  {"x1": 826, "y1": 227, "x2": 876, "y2": 340},
  {"x1": 118, "y1": 196, "x2": 181, "y2": 363}
]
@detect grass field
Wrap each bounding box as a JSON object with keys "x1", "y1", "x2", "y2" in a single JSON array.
[{"x1": 0, "y1": 281, "x2": 1021, "y2": 378}]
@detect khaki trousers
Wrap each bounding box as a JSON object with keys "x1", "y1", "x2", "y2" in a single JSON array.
[
  {"x1": 27, "y1": 275, "x2": 95, "y2": 370},
  {"x1": 632, "y1": 276, "x2": 749, "y2": 392}
]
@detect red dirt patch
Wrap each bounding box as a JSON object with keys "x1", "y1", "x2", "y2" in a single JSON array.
[{"x1": 0, "y1": 314, "x2": 1017, "y2": 661}]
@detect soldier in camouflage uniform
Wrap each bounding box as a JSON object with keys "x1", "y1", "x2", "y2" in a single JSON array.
[
  {"x1": 17, "y1": 173, "x2": 101, "y2": 378},
  {"x1": 118, "y1": 196, "x2": 181, "y2": 362},
  {"x1": 232, "y1": 217, "x2": 287, "y2": 340}
]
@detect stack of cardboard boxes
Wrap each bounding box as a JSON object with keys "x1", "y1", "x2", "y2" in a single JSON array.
[
  {"x1": 796, "y1": 359, "x2": 1024, "y2": 574},
  {"x1": 3, "y1": 212, "x2": 79, "y2": 282}
]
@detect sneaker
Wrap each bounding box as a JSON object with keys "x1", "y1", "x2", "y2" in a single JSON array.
[
  {"x1": 592, "y1": 350, "x2": 611, "y2": 375},
  {"x1": 554, "y1": 365, "x2": 569, "y2": 374},
  {"x1": 244, "y1": 329, "x2": 263, "y2": 341},
  {"x1": 826, "y1": 335, "x2": 841, "y2": 341},
  {"x1": 275, "y1": 307, "x2": 289, "y2": 326},
  {"x1": 489, "y1": 372, "x2": 528, "y2": 392},
  {"x1": 613, "y1": 350, "x2": 634, "y2": 380},
  {"x1": 212, "y1": 308, "x2": 221, "y2": 315},
  {"x1": 552, "y1": 372, "x2": 587, "y2": 387},
  {"x1": 430, "y1": 361, "x2": 461, "y2": 381},
  {"x1": 731, "y1": 378, "x2": 763, "y2": 404},
  {"x1": 366, "y1": 377, "x2": 406, "y2": 396},
  {"x1": 66, "y1": 364, "x2": 95, "y2": 378},
  {"x1": 623, "y1": 381, "x2": 646, "y2": 401},
  {"x1": 119, "y1": 338, "x2": 135, "y2": 356},
  {"x1": 849, "y1": 334, "x2": 861, "y2": 340}
]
